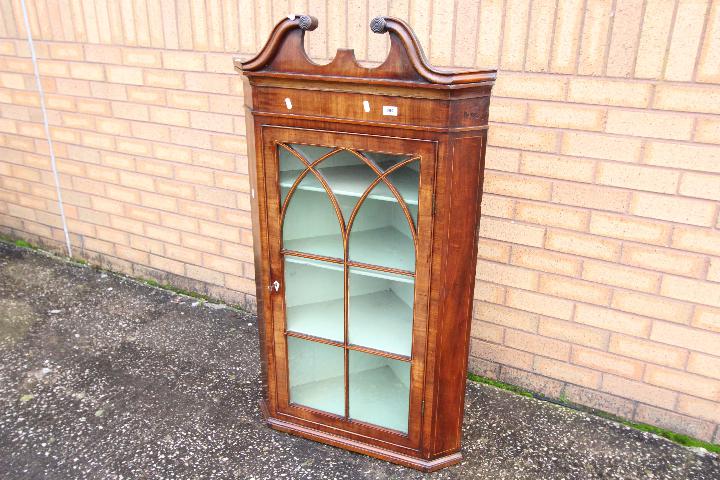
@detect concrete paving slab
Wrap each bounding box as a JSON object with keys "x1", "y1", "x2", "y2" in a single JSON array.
[{"x1": 0, "y1": 243, "x2": 718, "y2": 479}]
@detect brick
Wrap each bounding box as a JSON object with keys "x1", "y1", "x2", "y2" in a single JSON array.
[
  {"x1": 565, "y1": 384, "x2": 635, "y2": 418},
  {"x1": 561, "y1": 131, "x2": 641, "y2": 162},
  {"x1": 672, "y1": 227, "x2": 720, "y2": 256},
  {"x1": 190, "y1": 111, "x2": 234, "y2": 133},
  {"x1": 499, "y1": 367, "x2": 565, "y2": 398},
  {"x1": 664, "y1": 0, "x2": 709, "y2": 81},
  {"x1": 630, "y1": 192, "x2": 717, "y2": 227},
  {"x1": 546, "y1": 229, "x2": 620, "y2": 261},
  {"x1": 693, "y1": 306, "x2": 720, "y2": 333},
  {"x1": 651, "y1": 321, "x2": 720, "y2": 355},
  {"x1": 528, "y1": 103, "x2": 605, "y2": 131},
  {"x1": 601, "y1": 374, "x2": 677, "y2": 410},
  {"x1": 515, "y1": 201, "x2": 589, "y2": 231},
  {"x1": 499, "y1": 0, "x2": 530, "y2": 70},
  {"x1": 476, "y1": 0, "x2": 503, "y2": 67},
  {"x1": 510, "y1": 245, "x2": 582, "y2": 276},
  {"x1": 534, "y1": 356, "x2": 601, "y2": 389},
  {"x1": 687, "y1": 353, "x2": 720, "y2": 381},
  {"x1": 596, "y1": 162, "x2": 679, "y2": 194},
  {"x1": 483, "y1": 171, "x2": 552, "y2": 201},
  {"x1": 645, "y1": 364, "x2": 720, "y2": 401},
  {"x1": 111, "y1": 102, "x2": 149, "y2": 121},
  {"x1": 149, "y1": 107, "x2": 190, "y2": 127},
  {"x1": 155, "y1": 179, "x2": 194, "y2": 200},
  {"x1": 470, "y1": 339, "x2": 534, "y2": 371},
  {"x1": 506, "y1": 288, "x2": 575, "y2": 320},
  {"x1": 488, "y1": 124, "x2": 558, "y2": 153},
  {"x1": 606, "y1": 0, "x2": 644, "y2": 77},
  {"x1": 162, "y1": 50, "x2": 205, "y2": 71},
  {"x1": 69, "y1": 63, "x2": 104, "y2": 81},
  {"x1": 199, "y1": 220, "x2": 240, "y2": 243},
  {"x1": 611, "y1": 334, "x2": 688, "y2": 368},
  {"x1": 474, "y1": 301, "x2": 539, "y2": 332},
  {"x1": 476, "y1": 238, "x2": 511, "y2": 263},
  {"x1": 127, "y1": 86, "x2": 166, "y2": 105},
  {"x1": 476, "y1": 259, "x2": 539, "y2": 290},
  {"x1": 96, "y1": 118, "x2": 131, "y2": 136},
  {"x1": 577, "y1": 0, "x2": 612, "y2": 75},
  {"x1": 474, "y1": 281, "x2": 506, "y2": 304},
  {"x1": 654, "y1": 84, "x2": 720, "y2": 115},
  {"x1": 575, "y1": 304, "x2": 652, "y2": 337},
  {"x1": 49, "y1": 44, "x2": 83, "y2": 60},
  {"x1": 84, "y1": 45, "x2": 122, "y2": 64},
  {"x1": 493, "y1": 73, "x2": 567, "y2": 101},
  {"x1": 167, "y1": 91, "x2": 209, "y2": 111},
  {"x1": 539, "y1": 274, "x2": 611, "y2": 306},
  {"x1": 538, "y1": 317, "x2": 608, "y2": 349},
  {"x1": 89, "y1": 81, "x2": 126, "y2": 100},
  {"x1": 480, "y1": 195, "x2": 514, "y2": 218},
  {"x1": 148, "y1": 254, "x2": 185, "y2": 276},
  {"x1": 588, "y1": 212, "x2": 671, "y2": 246},
  {"x1": 105, "y1": 65, "x2": 144, "y2": 85},
  {"x1": 552, "y1": 183, "x2": 630, "y2": 213},
  {"x1": 709, "y1": 258, "x2": 720, "y2": 283},
  {"x1": 524, "y1": 0, "x2": 556, "y2": 72},
  {"x1": 678, "y1": 172, "x2": 720, "y2": 201},
  {"x1": 638, "y1": 404, "x2": 716, "y2": 441},
  {"x1": 120, "y1": 49, "x2": 161, "y2": 69},
  {"x1": 573, "y1": 347, "x2": 645, "y2": 380},
  {"x1": 614, "y1": 291, "x2": 693, "y2": 326},
  {"x1": 479, "y1": 217, "x2": 545, "y2": 247},
  {"x1": 634, "y1": 0, "x2": 675, "y2": 78},
  {"x1": 606, "y1": 110, "x2": 693, "y2": 141},
  {"x1": 676, "y1": 395, "x2": 720, "y2": 425},
  {"x1": 77, "y1": 98, "x2": 112, "y2": 115},
  {"x1": 520, "y1": 152, "x2": 595, "y2": 183},
  {"x1": 583, "y1": 260, "x2": 661, "y2": 293},
  {"x1": 488, "y1": 98, "x2": 527, "y2": 124},
  {"x1": 136, "y1": 159, "x2": 173, "y2": 178},
  {"x1": 144, "y1": 70, "x2": 184, "y2": 89},
  {"x1": 621, "y1": 244, "x2": 707, "y2": 278},
  {"x1": 697, "y1": 1, "x2": 720, "y2": 83},
  {"x1": 470, "y1": 320, "x2": 504, "y2": 344},
  {"x1": 660, "y1": 276, "x2": 720, "y2": 308}
]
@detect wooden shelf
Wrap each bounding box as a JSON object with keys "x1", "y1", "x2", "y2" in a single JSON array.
[
  {"x1": 284, "y1": 226, "x2": 415, "y2": 273},
  {"x1": 280, "y1": 163, "x2": 419, "y2": 205},
  {"x1": 349, "y1": 291, "x2": 412, "y2": 357},
  {"x1": 286, "y1": 288, "x2": 413, "y2": 356},
  {"x1": 291, "y1": 364, "x2": 410, "y2": 434}
]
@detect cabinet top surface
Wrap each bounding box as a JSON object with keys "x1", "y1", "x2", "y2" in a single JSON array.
[{"x1": 234, "y1": 15, "x2": 496, "y2": 91}]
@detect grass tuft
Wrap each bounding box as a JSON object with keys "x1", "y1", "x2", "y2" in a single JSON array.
[{"x1": 468, "y1": 373, "x2": 720, "y2": 454}]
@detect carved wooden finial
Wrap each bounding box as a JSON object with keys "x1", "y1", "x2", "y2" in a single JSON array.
[
  {"x1": 370, "y1": 16, "x2": 388, "y2": 34},
  {"x1": 297, "y1": 14, "x2": 318, "y2": 31}
]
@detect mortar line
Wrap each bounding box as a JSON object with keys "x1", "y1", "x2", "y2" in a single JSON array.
[{"x1": 19, "y1": 0, "x2": 72, "y2": 257}]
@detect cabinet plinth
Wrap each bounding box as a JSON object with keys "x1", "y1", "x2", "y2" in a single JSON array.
[{"x1": 235, "y1": 15, "x2": 495, "y2": 472}]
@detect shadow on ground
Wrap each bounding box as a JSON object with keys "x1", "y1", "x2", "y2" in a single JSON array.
[{"x1": 0, "y1": 243, "x2": 718, "y2": 479}]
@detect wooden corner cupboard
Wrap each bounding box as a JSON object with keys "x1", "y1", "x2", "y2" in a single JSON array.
[{"x1": 234, "y1": 14, "x2": 495, "y2": 472}]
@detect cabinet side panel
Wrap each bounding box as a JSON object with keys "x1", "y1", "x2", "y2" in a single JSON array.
[
  {"x1": 244, "y1": 77, "x2": 276, "y2": 412},
  {"x1": 430, "y1": 133, "x2": 487, "y2": 456}
]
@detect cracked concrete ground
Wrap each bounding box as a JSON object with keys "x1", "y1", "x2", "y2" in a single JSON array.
[{"x1": 0, "y1": 242, "x2": 718, "y2": 480}]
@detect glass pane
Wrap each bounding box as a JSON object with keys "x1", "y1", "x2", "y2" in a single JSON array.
[
  {"x1": 314, "y1": 149, "x2": 379, "y2": 221},
  {"x1": 349, "y1": 351, "x2": 410, "y2": 433},
  {"x1": 348, "y1": 183, "x2": 415, "y2": 272},
  {"x1": 386, "y1": 161, "x2": 419, "y2": 227},
  {"x1": 288, "y1": 337, "x2": 345, "y2": 416},
  {"x1": 285, "y1": 257, "x2": 344, "y2": 342},
  {"x1": 279, "y1": 146, "x2": 307, "y2": 205},
  {"x1": 349, "y1": 267, "x2": 414, "y2": 356},
  {"x1": 282, "y1": 173, "x2": 343, "y2": 259},
  {"x1": 361, "y1": 151, "x2": 413, "y2": 172}
]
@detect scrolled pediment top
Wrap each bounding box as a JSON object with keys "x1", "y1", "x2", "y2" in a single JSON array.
[{"x1": 236, "y1": 15, "x2": 496, "y2": 87}]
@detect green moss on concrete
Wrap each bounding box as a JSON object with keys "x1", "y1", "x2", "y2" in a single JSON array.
[{"x1": 468, "y1": 373, "x2": 720, "y2": 454}]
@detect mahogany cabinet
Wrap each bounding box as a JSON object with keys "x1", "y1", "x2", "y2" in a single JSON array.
[{"x1": 235, "y1": 14, "x2": 495, "y2": 472}]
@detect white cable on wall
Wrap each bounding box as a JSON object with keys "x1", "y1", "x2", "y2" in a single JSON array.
[{"x1": 19, "y1": 0, "x2": 73, "y2": 257}]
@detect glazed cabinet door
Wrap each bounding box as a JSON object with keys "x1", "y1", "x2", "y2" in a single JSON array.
[{"x1": 261, "y1": 126, "x2": 436, "y2": 451}]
